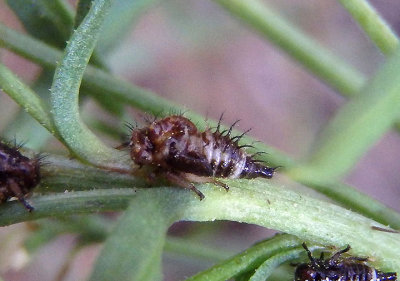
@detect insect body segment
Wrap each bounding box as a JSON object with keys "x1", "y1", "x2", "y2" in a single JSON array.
[
  {"x1": 0, "y1": 142, "x2": 41, "y2": 211},
  {"x1": 129, "y1": 115, "x2": 277, "y2": 199},
  {"x1": 295, "y1": 243, "x2": 397, "y2": 281}
]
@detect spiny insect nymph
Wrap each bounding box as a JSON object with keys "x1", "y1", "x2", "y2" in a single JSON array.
[
  {"x1": 295, "y1": 243, "x2": 397, "y2": 281},
  {"x1": 129, "y1": 115, "x2": 278, "y2": 199},
  {"x1": 0, "y1": 141, "x2": 41, "y2": 211}
]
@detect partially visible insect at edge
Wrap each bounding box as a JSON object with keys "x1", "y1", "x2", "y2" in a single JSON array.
[
  {"x1": 295, "y1": 243, "x2": 397, "y2": 281},
  {"x1": 0, "y1": 141, "x2": 42, "y2": 212},
  {"x1": 126, "y1": 114, "x2": 280, "y2": 200}
]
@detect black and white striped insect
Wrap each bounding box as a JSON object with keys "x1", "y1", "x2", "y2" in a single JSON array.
[
  {"x1": 128, "y1": 115, "x2": 279, "y2": 199},
  {"x1": 0, "y1": 141, "x2": 41, "y2": 211},
  {"x1": 294, "y1": 243, "x2": 397, "y2": 281}
]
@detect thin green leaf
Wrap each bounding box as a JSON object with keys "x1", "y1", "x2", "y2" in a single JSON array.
[
  {"x1": 249, "y1": 247, "x2": 305, "y2": 281},
  {"x1": 6, "y1": 0, "x2": 73, "y2": 48},
  {"x1": 0, "y1": 189, "x2": 136, "y2": 226},
  {"x1": 88, "y1": 194, "x2": 174, "y2": 281},
  {"x1": 2, "y1": 70, "x2": 55, "y2": 149},
  {"x1": 338, "y1": 0, "x2": 399, "y2": 55},
  {"x1": 0, "y1": 63, "x2": 55, "y2": 134},
  {"x1": 290, "y1": 45, "x2": 400, "y2": 181},
  {"x1": 215, "y1": 0, "x2": 366, "y2": 97},
  {"x1": 75, "y1": 0, "x2": 111, "y2": 70},
  {"x1": 50, "y1": 0, "x2": 128, "y2": 169},
  {"x1": 186, "y1": 234, "x2": 301, "y2": 281},
  {"x1": 38, "y1": 154, "x2": 146, "y2": 193},
  {"x1": 297, "y1": 180, "x2": 400, "y2": 229},
  {"x1": 0, "y1": 23, "x2": 62, "y2": 68}
]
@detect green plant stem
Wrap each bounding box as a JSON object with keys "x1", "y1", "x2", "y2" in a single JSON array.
[
  {"x1": 215, "y1": 0, "x2": 366, "y2": 97},
  {"x1": 50, "y1": 0, "x2": 128, "y2": 169},
  {"x1": 38, "y1": 154, "x2": 146, "y2": 192},
  {"x1": 0, "y1": 63, "x2": 55, "y2": 134},
  {"x1": 248, "y1": 247, "x2": 306, "y2": 281},
  {"x1": 0, "y1": 23, "x2": 60, "y2": 67},
  {"x1": 338, "y1": 0, "x2": 399, "y2": 55},
  {"x1": 2, "y1": 70, "x2": 56, "y2": 149},
  {"x1": 3, "y1": 184, "x2": 397, "y2": 272},
  {"x1": 186, "y1": 234, "x2": 301, "y2": 281},
  {"x1": 295, "y1": 179, "x2": 400, "y2": 229},
  {"x1": 88, "y1": 190, "x2": 169, "y2": 281},
  {"x1": 0, "y1": 189, "x2": 135, "y2": 226}
]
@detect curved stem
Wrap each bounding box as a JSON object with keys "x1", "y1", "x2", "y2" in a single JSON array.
[
  {"x1": 50, "y1": 0, "x2": 129, "y2": 169},
  {"x1": 186, "y1": 234, "x2": 302, "y2": 281},
  {"x1": 248, "y1": 247, "x2": 306, "y2": 281}
]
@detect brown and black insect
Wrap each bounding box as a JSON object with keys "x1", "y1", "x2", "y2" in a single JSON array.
[
  {"x1": 295, "y1": 243, "x2": 397, "y2": 281},
  {"x1": 0, "y1": 141, "x2": 41, "y2": 211},
  {"x1": 128, "y1": 115, "x2": 279, "y2": 200}
]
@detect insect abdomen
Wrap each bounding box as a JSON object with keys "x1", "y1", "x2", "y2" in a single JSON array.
[
  {"x1": 201, "y1": 130, "x2": 244, "y2": 178},
  {"x1": 339, "y1": 262, "x2": 397, "y2": 281},
  {"x1": 201, "y1": 130, "x2": 276, "y2": 179},
  {"x1": 342, "y1": 263, "x2": 374, "y2": 281}
]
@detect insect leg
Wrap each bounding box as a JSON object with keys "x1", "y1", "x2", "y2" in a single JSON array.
[
  {"x1": 211, "y1": 179, "x2": 229, "y2": 191},
  {"x1": 345, "y1": 256, "x2": 369, "y2": 262},
  {"x1": 115, "y1": 141, "x2": 130, "y2": 150},
  {"x1": 302, "y1": 243, "x2": 316, "y2": 263},
  {"x1": 164, "y1": 171, "x2": 205, "y2": 200},
  {"x1": 181, "y1": 174, "x2": 230, "y2": 192},
  {"x1": 7, "y1": 178, "x2": 34, "y2": 211},
  {"x1": 330, "y1": 245, "x2": 351, "y2": 261}
]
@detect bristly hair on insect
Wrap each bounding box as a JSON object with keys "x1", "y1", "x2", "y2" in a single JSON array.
[
  {"x1": 127, "y1": 114, "x2": 280, "y2": 200},
  {"x1": 0, "y1": 140, "x2": 42, "y2": 211}
]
